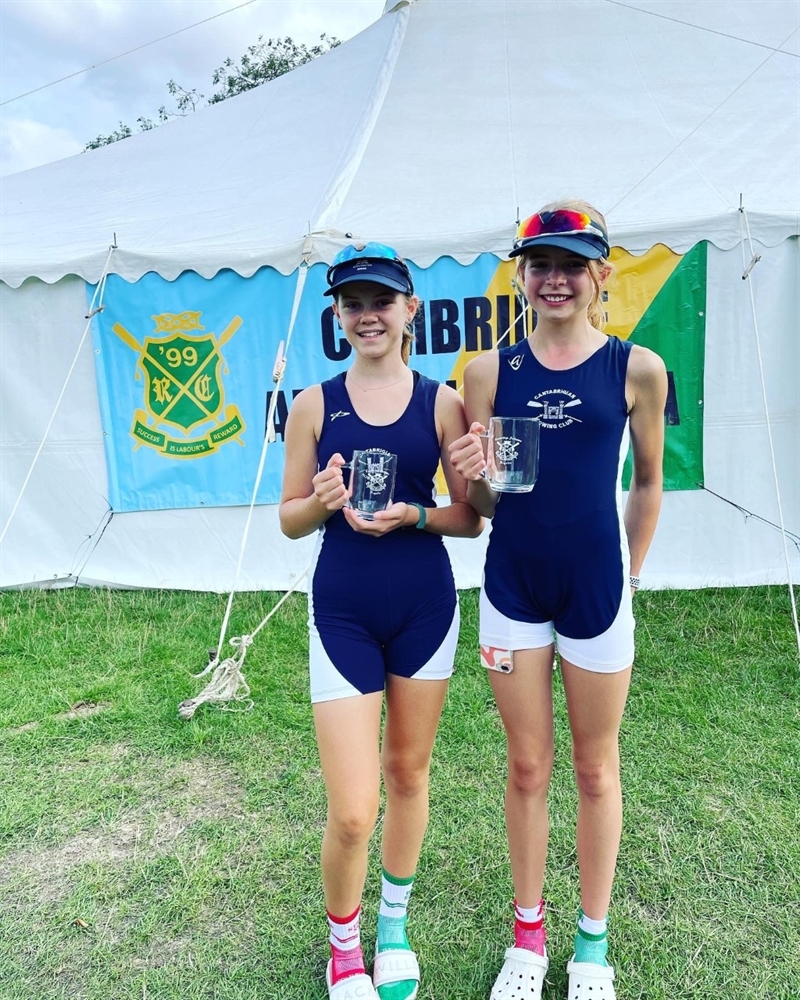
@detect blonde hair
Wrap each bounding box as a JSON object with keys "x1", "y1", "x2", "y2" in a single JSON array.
[
  {"x1": 401, "y1": 296, "x2": 418, "y2": 365},
  {"x1": 517, "y1": 198, "x2": 612, "y2": 330}
]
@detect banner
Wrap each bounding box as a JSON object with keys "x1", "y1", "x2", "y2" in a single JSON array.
[
  {"x1": 89, "y1": 246, "x2": 705, "y2": 512},
  {"x1": 607, "y1": 242, "x2": 706, "y2": 490}
]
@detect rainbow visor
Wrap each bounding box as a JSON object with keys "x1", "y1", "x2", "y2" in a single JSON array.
[{"x1": 509, "y1": 210, "x2": 610, "y2": 260}]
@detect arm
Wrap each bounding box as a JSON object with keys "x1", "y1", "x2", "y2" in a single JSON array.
[
  {"x1": 625, "y1": 345, "x2": 669, "y2": 581},
  {"x1": 448, "y1": 352, "x2": 501, "y2": 518},
  {"x1": 424, "y1": 384, "x2": 484, "y2": 538},
  {"x1": 278, "y1": 386, "x2": 346, "y2": 539}
]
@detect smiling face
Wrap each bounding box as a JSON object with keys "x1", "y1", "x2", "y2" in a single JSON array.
[
  {"x1": 332, "y1": 282, "x2": 418, "y2": 360},
  {"x1": 520, "y1": 247, "x2": 601, "y2": 324}
]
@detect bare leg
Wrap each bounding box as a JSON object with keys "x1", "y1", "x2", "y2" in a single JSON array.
[
  {"x1": 561, "y1": 659, "x2": 632, "y2": 919},
  {"x1": 488, "y1": 646, "x2": 555, "y2": 908},
  {"x1": 381, "y1": 675, "x2": 449, "y2": 877},
  {"x1": 313, "y1": 691, "x2": 383, "y2": 915}
]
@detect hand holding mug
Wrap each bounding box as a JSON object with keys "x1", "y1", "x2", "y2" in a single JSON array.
[
  {"x1": 343, "y1": 500, "x2": 410, "y2": 535},
  {"x1": 448, "y1": 421, "x2": 488, "y2": 482},
  {"x1": 313, "y1": 453, "x2": 350, "y2": 511}
]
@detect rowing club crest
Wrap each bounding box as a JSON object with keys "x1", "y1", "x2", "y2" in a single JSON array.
[{"x1": 113, "y1": 311, "x2": 246, "y2": 457}]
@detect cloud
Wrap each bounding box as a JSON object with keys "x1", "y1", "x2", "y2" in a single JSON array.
[
  {"x1": 0, "y1": 0, "x2": 384, "y2": 177},
  {"x1": 0, "y1": 117, "x2": 83, "y2": 176}
]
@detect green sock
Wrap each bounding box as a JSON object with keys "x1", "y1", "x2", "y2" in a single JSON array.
[
  {"x1": 573, "y1": 908, "x2": 609, "y2": 966},
  {"x1": 376, "y1": 869, "x2": 416, "y2": 1000}
]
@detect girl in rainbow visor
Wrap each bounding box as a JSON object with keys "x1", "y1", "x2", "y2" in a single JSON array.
[{"x1": 449, "y1": 200, "x2": 667, "y2": 1000}]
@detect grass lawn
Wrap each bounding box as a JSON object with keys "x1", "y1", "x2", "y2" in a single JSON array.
[{"x1": 0, "y1": 586, "x2": 798, "y2": 999}]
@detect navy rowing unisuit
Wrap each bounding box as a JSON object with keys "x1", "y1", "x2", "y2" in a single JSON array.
[
  {"x1": 309, "y1": 371, "x2": 459, "y2": 703},
  {"x1": 481, "y1": 336, "x2": 636, "y2": 672}
]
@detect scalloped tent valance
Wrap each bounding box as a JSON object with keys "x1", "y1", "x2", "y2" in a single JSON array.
[{"x1": 1, "y1": 0, "x2": 798, "y2": 288}]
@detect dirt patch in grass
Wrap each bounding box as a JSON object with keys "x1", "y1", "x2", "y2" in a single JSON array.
[
  {"x1": 1, "y1": 755, "x2": 247, "y2": 904},
  {"x1": 8, "y1": 700, "x2": 112, "y2": 735}
]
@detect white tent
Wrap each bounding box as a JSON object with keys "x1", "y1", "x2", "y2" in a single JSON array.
[{"x1": 1, "y1": 0, "x2": 798, "y2": 591}]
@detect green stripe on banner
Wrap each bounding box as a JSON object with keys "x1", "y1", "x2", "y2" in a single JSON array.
[{"x1": 623, "y1": 241, "x2": 706, "y2": 491}]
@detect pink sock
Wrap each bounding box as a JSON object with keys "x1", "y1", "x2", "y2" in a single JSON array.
[
  {"x1": 327, "y1": 905, "x2": 366, "y2": 985},
  {"x1": 514, "y1": 898, "x2": 546, "y2": 955}
]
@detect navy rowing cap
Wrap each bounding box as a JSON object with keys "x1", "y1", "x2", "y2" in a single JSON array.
[{"x1": 325, "y1": 244, "x2": 414, "y2": 296}]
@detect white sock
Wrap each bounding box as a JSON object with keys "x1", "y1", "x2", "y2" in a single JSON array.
[{"x1": 578, "y1": 912, "x2": 607, "y2": 936}]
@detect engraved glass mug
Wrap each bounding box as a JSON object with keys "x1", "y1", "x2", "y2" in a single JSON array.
[
  {"x1": 346, "y1": 449, "x2": 398, "y2": 519},
  {"x1": 485, "y1": 416, "x2": 539, "y2": 493}
]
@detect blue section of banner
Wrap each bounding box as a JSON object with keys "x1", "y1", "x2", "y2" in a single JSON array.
[{"x1": 88, "y1": 256, "x2": 501, "y2": 512}]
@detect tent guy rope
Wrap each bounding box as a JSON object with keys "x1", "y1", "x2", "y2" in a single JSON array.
[
  {"x1": 0, "y1": 241, "x2": 117, "y2": 547},
  {"x1": 1, "y1": 0, "x2": 259, "y2": 106},
  {"x1": 738, "y1": 201, "x2": 800, "y2": 660},
  {"x1": 178, "y1": 241, "x2": 313, "y2": 719}
]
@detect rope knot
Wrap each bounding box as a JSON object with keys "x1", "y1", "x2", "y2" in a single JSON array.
[{"x1": 177, "y1": 633, "x2": 254, "y2": 720}]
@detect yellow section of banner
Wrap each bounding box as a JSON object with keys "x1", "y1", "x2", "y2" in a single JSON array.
[
  {"x1": 447, "y1": 259, "x2": 523, "y2": 394},
  {"x1": 604, "y1": 245, "x2": 683, "y2": 341}
]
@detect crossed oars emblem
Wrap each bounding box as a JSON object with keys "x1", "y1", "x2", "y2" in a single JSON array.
[{"x1": 112, "y1": 318, "x2": 242, "y2": 424}]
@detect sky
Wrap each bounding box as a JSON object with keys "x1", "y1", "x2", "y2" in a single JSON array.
[{"x1": 0, "y1": 0, "x2": 386, "y2": 177}]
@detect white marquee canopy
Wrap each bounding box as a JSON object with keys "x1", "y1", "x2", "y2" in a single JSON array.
[
  {"x1": 1, "y1": 0, "x2": 798, "y2": 288},
  {"x1": 1, "y1": 0, "x2": 798, "y2": 592}
]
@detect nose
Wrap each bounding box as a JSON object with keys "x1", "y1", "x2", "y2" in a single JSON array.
[{"x1": 544, "y1": 265, "x2": 568, "y2": 283}]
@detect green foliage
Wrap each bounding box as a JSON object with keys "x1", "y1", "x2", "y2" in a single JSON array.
[
  {"x1": 0, "y1": 586, "x2": 798, "y2": 998},
  {"x1": 83, "y1": 33, "x2": 339, "y2": 150},
  {"x1": 208, "y1": 34, "x2": 340, "y2": 104},
  {"x1": 83, "y1": 112, "x2": 167, "y2": 150}
]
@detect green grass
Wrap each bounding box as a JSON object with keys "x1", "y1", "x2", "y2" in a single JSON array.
[{"x1": 0, "y1": 586, "x2": 798, "y2": 999}]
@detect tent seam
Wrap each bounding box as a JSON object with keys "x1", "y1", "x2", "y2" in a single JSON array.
[{"x1": 311, "y1": 4, "x2": 411, "y2": 232}]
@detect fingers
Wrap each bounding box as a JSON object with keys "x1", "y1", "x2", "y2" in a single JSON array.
[
  {"x1": 342, "y1": 502, "x2": 406, "y2": 535},
  {"x1": 313, "y1": 453, "x2": 349, "y2": 510},
  {"x1": 448, "y1": 423, "x2": 488, "y2": 481}
]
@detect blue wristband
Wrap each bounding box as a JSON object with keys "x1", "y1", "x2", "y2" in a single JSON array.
[{"x1": 409, "y1": 502, "x2": 427, "y2": 530}]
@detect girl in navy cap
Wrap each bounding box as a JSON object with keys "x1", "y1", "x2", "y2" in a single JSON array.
[
  {"x1": 449, "y1": 200, "x2": 667, "y2": 1000},
  {"x1": 280, "y1": 243, "x2": 483, "y2": 1000}
]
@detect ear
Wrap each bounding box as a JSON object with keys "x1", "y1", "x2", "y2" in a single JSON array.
[
  {"x1": 332, "y1": 301, "x2": 343, "y2": 328},
  {"x1": 597, "y1": 262, "x2": 613, "y2": 284},
  {"x1": 405, "y1": 295, "x2": 420, "y2": 322}
]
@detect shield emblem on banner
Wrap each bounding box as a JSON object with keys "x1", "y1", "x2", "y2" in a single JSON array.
[{"x1": 139, "y1": 333, "x2": 223, "y2": 433}]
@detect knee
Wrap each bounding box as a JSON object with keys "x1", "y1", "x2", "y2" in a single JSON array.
[
  {"x1": 573, "y1": 757, "x2": 620, "y2": 800},
  {"x1": 507, "y1": 751, "x2": 553, "y2": 798},
  {"x1": 382, "y1": 753, "x2": 430, "y2": 800},
  {"x1": 328, "y1": 800, "x2": 379, "y2": 850}
]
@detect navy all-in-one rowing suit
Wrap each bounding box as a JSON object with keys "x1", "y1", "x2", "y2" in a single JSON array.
[
  {"x1": 309, "y1": 371, "x2": 459, "y2": 702},
  {"x1": 481, "y1": 335, "x2": 635, "y2": 671}
]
